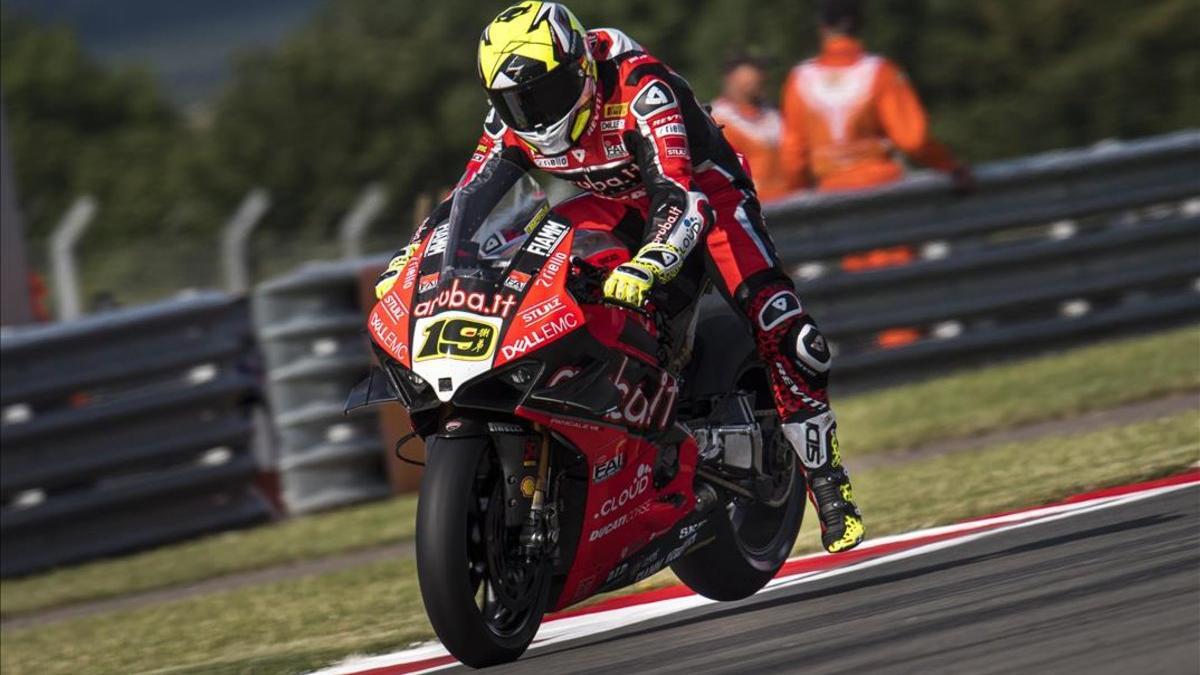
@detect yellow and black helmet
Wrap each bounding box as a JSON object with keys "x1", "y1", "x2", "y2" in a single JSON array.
[{"x1": 478, "y1": 2, "x2": 595, "y2": 154}]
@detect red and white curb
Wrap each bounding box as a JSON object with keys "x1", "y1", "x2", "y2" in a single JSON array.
[{"x1": 310, "y1": 470, "x2": 1200, "y2": 675}]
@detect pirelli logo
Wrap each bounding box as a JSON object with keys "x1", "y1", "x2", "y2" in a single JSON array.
[{"x1": 603, "y1": 103, "x2": 628, "y2": 118}]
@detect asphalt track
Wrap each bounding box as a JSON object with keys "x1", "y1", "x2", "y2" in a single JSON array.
[{"x1": 451, "y1": 486, "x2": 1200, "y2": 675}]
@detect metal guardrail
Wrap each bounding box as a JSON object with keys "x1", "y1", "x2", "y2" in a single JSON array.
[
  {"x1": 250, "y1": 130, "x2": 1199, "y2": 505},
  {"x1": 253, "y1": 259, "x2": 392, "y2": 515},
  {"x1": 0, "y1": 292, "x2": 273, "y2": 576},
  {"x1": 763, "y1": 130, "x2": 1200, "y2": 390}
]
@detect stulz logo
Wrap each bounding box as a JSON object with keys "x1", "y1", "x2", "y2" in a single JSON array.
[
  {"x1": 382, "y1": 293, "x2": 407, "y2": 320},
  {"x1": 593, "y1": 454, "x2": 625, "y2": 484},
  {"x1": 414, "y1": 278, "x2": 517, "y2": 317},
  {"x1": 501, "y1": 312, "x2": 579, "y2": 359},
  {"x1": 520, "y1": 295, "x2": 566, "y2": 326},
  {"x1": 598, "y1": 463, "x2": 652, "y2": 518},
  {"x1": 535, "y1": 250, "x2": 569, "y2": 288},
  {"x1": 527, "y1": 220, "x2": 570, "y2": 257}
]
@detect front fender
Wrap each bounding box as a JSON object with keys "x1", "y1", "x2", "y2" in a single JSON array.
[{"x1": 430, "y1": 415, "x2": 538, "y2": 528}]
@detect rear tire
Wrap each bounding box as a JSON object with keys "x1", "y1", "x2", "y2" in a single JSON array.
[
  {"x1": 415, "y1": 437, "x2": 549, "y2": 668},
  {"x1": 671, "y1": 462, "x2": 805, "y2": 600},
  {"x1": 672, "y1": 359, "x2": 806, "y2": 601}
]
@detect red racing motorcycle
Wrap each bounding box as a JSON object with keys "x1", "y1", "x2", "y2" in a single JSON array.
[{"x1": 347, "y1": 159, "x2": 804, "y2": 668}]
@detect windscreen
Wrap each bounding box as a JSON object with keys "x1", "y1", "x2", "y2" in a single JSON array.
[{"x1": 441, "y1": 158, "x2": 550, "y2": 282}]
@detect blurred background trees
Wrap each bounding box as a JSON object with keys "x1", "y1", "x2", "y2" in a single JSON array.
[{"x1": 2, "y1": 0, "x2": 1197, "y2": 302}]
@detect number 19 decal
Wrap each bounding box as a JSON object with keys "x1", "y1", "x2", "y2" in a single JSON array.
[{"x1": 415, "y1": 317, "x2": 498, "y2": 362}]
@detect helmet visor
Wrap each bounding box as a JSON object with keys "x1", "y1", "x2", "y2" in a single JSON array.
[{"x1": 488, "y1": 60, "x2": 587, "y2": 133}]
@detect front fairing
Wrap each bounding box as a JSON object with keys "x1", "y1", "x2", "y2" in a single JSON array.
[{"x1": 367, "y1": 172, "x2": 586, "y2": 405}]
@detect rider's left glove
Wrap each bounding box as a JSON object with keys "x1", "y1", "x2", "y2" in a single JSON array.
[
  {"x1": 374, "y1": 243, "x2": 419, "y2": 300},
  {"x1": 602, "y1": 243, "x2": 684, "y2": 308}
]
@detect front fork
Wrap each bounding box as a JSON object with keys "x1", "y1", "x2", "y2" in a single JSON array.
[{"x1": 520, "y1": 425, "x2": 553, "y2": 557}]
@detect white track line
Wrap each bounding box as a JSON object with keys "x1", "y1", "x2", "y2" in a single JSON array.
[{"x1": 312, "y1": 478, "x2": 1198, "y2": 675}]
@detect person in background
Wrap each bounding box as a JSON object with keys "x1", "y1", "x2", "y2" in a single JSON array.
[
  {"x1": 709, "y1": 54, "x2": 789, "y2": 203},
  {"x1": 778, "y1": 0, "x2": 973, "y2": 194}
]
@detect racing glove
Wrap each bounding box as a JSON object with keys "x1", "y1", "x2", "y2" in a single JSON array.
[
  {"x1": 603, "y1": 243, "x2": 684, "y2": 308},
  {"x1": 374, "y1": 243, "x2": 419, "y2": 300}
]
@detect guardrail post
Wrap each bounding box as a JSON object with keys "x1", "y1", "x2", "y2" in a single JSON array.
[
  {"x1": 339, "y1": 184, "x2": 389, "y2": 259},
  {"x1": 49, "y1": 195, "x2": 97, "y2": 321},
  {"x1": 253, "y1": 260, "x2": 392, "y2": 514},
  {"x1": 221, "y1": 189, "x2": 271, "y2": 294}
]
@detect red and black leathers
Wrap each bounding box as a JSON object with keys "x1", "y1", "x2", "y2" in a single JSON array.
[{"x1": 408, "y1": 29, "x2": 830, "y2": 424}]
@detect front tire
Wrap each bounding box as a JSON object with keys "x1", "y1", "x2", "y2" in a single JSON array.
[{"x1": 415, "y1": 436, "x2": 550, "y2": 668}]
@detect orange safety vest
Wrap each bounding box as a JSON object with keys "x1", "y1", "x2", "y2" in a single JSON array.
[
  {"x1": 779, "y1": 36, "x2": 959, "y2": 192},
  {"x1": 709, "y1": 98, "x2": 790, "y2": 202}
]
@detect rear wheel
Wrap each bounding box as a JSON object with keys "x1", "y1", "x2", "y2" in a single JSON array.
[
  {"x1": 415, "y1": 437, "x2": 551, "y2": 667},
  {"x1": 671, "y1": 365, "x2": 805, "y2": 601}
]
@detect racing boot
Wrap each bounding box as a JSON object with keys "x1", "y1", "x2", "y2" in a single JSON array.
[{"x1": 783, "y1": 411, "x2": 865, "y2": 553}]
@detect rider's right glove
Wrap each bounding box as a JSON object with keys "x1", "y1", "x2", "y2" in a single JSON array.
[
  {"x1": 602, "y1": 243, "x2": 684, "y2": 308},
  {"x1": 374, "y1": 243, "x2": 419, "y2": 300}
]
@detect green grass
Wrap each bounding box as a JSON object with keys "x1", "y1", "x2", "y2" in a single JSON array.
[
  {"x1": 1, "y1": 559, "x2": 430, "y2": 675},
  {"x1": 2, "y1": 325, "x2": 1196, "y2": 619},
  {"x1": 0, "y1": 496, "x2": 418, "y2": 617},
  {"x1": 836, "y1": 324, "x2": 1200, "y2": 453},
  {"x1": 3, "y1": 411, "x2": 1196, "y2": 675}
]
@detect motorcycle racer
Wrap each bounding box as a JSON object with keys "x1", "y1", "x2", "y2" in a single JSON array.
[{"x1": 376, "y1": 2, "x2": 863, "y2": 554}]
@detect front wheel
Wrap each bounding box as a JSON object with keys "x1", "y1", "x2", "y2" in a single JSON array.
[{"x1": 415, "y1": 436, "x2": 551, "y2": 668}]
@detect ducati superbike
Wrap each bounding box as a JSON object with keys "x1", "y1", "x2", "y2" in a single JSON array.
[{"x1": 347, "y1": 159, "x2": 804, "y2": 668}]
